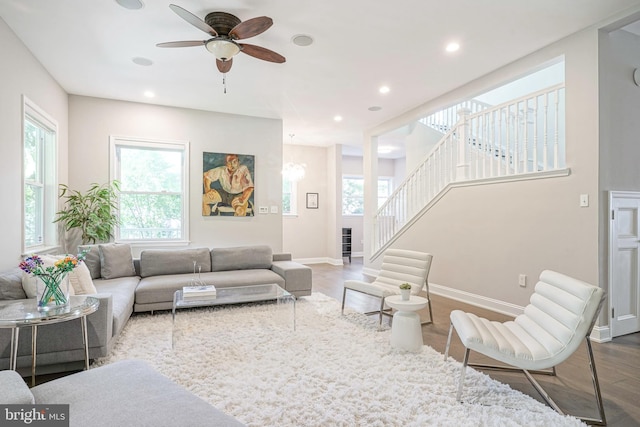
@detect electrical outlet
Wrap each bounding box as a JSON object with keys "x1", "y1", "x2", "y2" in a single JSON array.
[
  {"x1": 518, "y1": 274, "x2": 527, "y2": 287},
  {"x1": 580, "y1": 194, "x2": 589, "y2": 207},
  {"x1": 258, "y1": 206, "x2": 268, "y2": 214}
]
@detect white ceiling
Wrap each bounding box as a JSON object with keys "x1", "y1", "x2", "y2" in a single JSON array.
[{"x1": 2, "y1": 0, "x2": 640, "y2": 152}]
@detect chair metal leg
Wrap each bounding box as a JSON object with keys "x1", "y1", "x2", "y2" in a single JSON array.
[
  {"x1": 458, "y1": 337, "x2": 606, "y2": 425},
  {"x1": 456, "y1": 348, "x2": 470, "y2": 402},
  {"x1": 444, "y1": 322, "x2": 454, "y2": 361},
  {"x1": 421, "y1": 297, "x2": 434, "y2": 325},
  {"x1": 341, "y1": 288, "x2": 347, "y2": 315},
  {"x1": 379, "y1": 297, "x2": 386, "y2": 326}
]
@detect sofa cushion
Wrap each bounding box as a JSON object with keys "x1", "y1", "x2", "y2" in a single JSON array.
[
  {"x1": 211, "y1": 246, "x2": 272, "y2": 272},
  {"x1": 99, "y1": 244, "x2": 136, "y2": 280},
  {"x1": 69, "y1": 262, "x2": 97, "y2": 295},
  {"x1": 201, "y1": 269, "x2": 285, "y2": 288},
  {"x1": 30, "y1": 360, "x2": 244, "y2": 427},
  {"x1": 93, "y1": 277, "x2": 138, "y2": 338},
  {"x1": 0, "y1": 370, "x2": 35, "y2": 404},
  {"x1": 0, "y1": 267, "x2": 27, "y2": 300},
  {"x1": 78, "y1": 244, "x2": 101, "y2": 279},
  {"x1": 140, "y1": 248, "x2": 212, "y2": 278}
]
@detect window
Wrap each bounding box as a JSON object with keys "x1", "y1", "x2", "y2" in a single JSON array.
[
  {"x1": 377, "y1": 177, "x2": 393, "y2": 208},
  {"x1": 343, "y1": 177, "x2": 364, "y2": 215},
  {"x1": 110, "y1": 136, "x2": 189, "y2": 242},
  {"x1": 23, "y1": 97, "x2": 58, "y2": 251},
  {"x1": 342, "y1": 176, "x2": 394, "y2": 215},
  {"x1": 282, "y1": 176, "x2": 298, "y2": 215}
]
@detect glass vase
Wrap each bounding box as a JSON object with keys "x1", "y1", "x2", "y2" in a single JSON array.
[{"x1": 35, "y1": 273, "x2": 70, "y2": 311}]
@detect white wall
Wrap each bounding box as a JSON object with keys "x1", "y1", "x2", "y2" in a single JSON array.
[
  {"x1": 598, "y1": 28, "x2": 640, "y2": 316},
  {"x1": 0, "y1": 18, "x2": 69, "y2": 270},
  {"x1": 282, "y1": 144, "x2": 330, "y2": 260},
  {"x1": 68, "y1": 96, "x2": 283, "y2": 257},
  {"x1": 364, "y1": 27, "x2": 601, "y2": 311},
  {"x1": 404, "y1": 123, "x2": 443, "y2": 174}
]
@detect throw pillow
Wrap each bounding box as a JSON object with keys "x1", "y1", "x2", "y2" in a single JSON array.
[
  {"x1": 0, "y1": 268, "x2": 28, "y2": 300},
  {"x1": 21, "y1": 255, "x2": 76, "y2": 298},
  {"x1": 99, "y1": 243, "x2": 136, "y2": 280},
  {"x1": 68, "y1": 262, "x2": 97, "y2": 295},
  {"x1": 78, "y1": 244, "x2": 101, "y2": 279}
]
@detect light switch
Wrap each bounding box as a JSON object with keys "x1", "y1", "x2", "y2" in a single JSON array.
[
  {"x1": 270, "y1": 206, "x2": 278, "y2": 214},
  {"x1": 579, "y1": 194, "x2": 589, "y2": 207}
]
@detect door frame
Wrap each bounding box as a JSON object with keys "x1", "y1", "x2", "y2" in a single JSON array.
[{"x1": 608, "y1": 190, "x2": 640, "y2": 338}]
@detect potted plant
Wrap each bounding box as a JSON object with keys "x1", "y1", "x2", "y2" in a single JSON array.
[
  {"x1": 54, "y1": 181, "x2": 120, "y2": 245},
  {"x1": 399, "y1": 283, "x2": 412, "y2": 301}
]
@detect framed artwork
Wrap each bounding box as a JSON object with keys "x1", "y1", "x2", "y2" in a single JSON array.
[
  {"x1": 202, "y1": 152, "x2": 255, "y2": 216},
  {"x1": 306, "y1": 192, "x2": 319, "y2": 209}
]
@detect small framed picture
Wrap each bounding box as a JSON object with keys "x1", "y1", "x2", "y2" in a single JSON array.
[{"x1": 306, "y1": 192, "x2": 319, "y2": 209}]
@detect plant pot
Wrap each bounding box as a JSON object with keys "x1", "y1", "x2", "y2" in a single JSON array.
[
  {"x1": 36, "y1": 274, "x2": 70, "y2": 311},
  {"x1": 401, "y1": 288, "x2": 411, "y2": 301}
]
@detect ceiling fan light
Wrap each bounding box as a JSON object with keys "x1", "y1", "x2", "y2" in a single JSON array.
[{"x1": 206, "y1": 39, "x2": 241, "y2": 61}]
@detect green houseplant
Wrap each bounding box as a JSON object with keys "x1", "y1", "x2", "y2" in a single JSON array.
[
  {"x1": 54, "y1": 181, "x2": 120, "y2": 244},
  {"x1": 399, "y1": 283, "x2": 412, "y2": 301}
]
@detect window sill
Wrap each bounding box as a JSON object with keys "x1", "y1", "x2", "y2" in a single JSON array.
[{"x1": 115, "y1": 240, "x2": 191, "y2": 248}]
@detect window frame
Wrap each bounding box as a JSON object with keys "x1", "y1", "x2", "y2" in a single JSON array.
[
  {"x1": 282, "y1": 176, "x2": 298, "y2": 216},
  {"x1": 342, "y1": 175, "x2": 394, "y2": 216},
  {"x1": 342, "y1": 175, "x2": 365, "y2": 216},
  {"x1": 109, "y1": 135, "x2": 190, "y2": 246},
  {"x1": 22, "y1": 96, "x2": 58, "y2": 253}
]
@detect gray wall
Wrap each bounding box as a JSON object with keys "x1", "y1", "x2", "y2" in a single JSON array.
[{"x1": 0, "y1": 18, "x2": 69, "y2": 270}]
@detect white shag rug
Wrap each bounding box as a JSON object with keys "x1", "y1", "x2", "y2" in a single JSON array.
[{"x1": 94, "y1": 293, "x2": 584, "y2": 427}]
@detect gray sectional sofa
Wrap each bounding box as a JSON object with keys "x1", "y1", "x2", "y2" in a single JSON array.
[
  {"x1": 2, "y1": 359, "x2": 245, "y2": 426},
  {"x1": 0, "y1": 244, "x2": 312, "y2": 375}
]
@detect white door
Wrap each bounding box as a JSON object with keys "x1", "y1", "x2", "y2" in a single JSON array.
[{"x1": 609, "y1": 191, "x2": 640, "y2": 337}]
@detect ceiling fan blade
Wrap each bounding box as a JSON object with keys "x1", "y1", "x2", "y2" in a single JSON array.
[
  {"x1": 169, "y1": 4, "x2": 218, "y2": 36},
  {"x1": 239, "y1": 43, "x2": 286, "y2": 63},
  {"x1": 229, "y1": 16, "x2": 273, "y2": 40},
  {"x1": 216, "y1": 58, "x2": 233, "y2": 73},
  {"x1": 156, "y1": 40, "x2": 205, "y2": 48}
]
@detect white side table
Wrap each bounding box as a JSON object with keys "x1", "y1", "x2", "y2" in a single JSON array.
[{"x1": 385, "y1": 295, "x2": 429, "y2": 352}]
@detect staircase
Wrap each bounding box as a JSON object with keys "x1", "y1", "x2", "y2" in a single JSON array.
[{"x1": 372, "y1": 84, "x2": 566, "y2": 258}]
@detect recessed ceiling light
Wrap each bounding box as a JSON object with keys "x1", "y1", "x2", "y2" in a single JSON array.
[
  {"x1": 379, "y1": 86, "x2": 390, "y2": 94},
  {"x1": 446, "y1": 42, "x2": 460, "y2": 53},
  {"x1": 368, "y1": 106, "x2": 382, "y2": 112},
  {"x1": 334, "y1": 115, "x2": 343, "y2": 122},
  {"x1": 378, "y1": 146, "x2": 394, "y2": 154},
  {"x1": 292, "y1": 34, "x2": 314, "y2": 47},
  {"x1": 132, "y1": 57, "x2": 153, "y2": 66},
  {"x1": 143, "y1": 91, "x2": 155, "y2": 98},
  {"x1": 115, "y1": 0, "x2": 144, "y2": 10}
]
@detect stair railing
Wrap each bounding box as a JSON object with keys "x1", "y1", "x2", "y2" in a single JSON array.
[{"x1": 372, "y1": 84, "x2": 565, "y2": 257}]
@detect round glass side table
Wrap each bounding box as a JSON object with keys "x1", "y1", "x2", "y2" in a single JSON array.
[{"x1": 0, "y1": 295, "x2": 99, "y2": 386}]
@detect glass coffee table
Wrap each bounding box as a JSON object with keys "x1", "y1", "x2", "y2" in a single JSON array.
[
  {"x1": 0, "y1": 295, "x2": 100, "y2": 386},
  {"x1": 172, "y1": 283, "x2": 295, "y2": 346}
]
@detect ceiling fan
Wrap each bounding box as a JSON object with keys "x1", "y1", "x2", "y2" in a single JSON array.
[{"x1": 157, "y1": 4, "x2": 286, "y2": 74}]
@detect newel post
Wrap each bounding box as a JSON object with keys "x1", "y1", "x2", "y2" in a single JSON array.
[{"x1": 456, "y1": 108, "x2": 471, "y2": 181}]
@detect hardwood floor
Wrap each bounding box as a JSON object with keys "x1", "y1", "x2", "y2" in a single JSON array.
[{"x1": 312, "y1": 258, "x2": 640, "y2": 427}]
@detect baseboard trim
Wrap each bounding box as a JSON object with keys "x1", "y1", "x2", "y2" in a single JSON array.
[
  {"x1": 590, "y1": 326, "x2": 611, "y2": 343},
  {"x1": 295, "y1": 257, "x2": 344, "y2": 266},
  {"x1": 430, "y1": 283, "x2": 524, "y2": 317}
]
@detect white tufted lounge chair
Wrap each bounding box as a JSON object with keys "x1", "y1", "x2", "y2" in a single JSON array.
[
  {"x1": 341, "y1": 249, "x2": 433, "y2": 326},
  {"x1": 444, "y1": 270, "x2": 607, "y2": 425}
]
